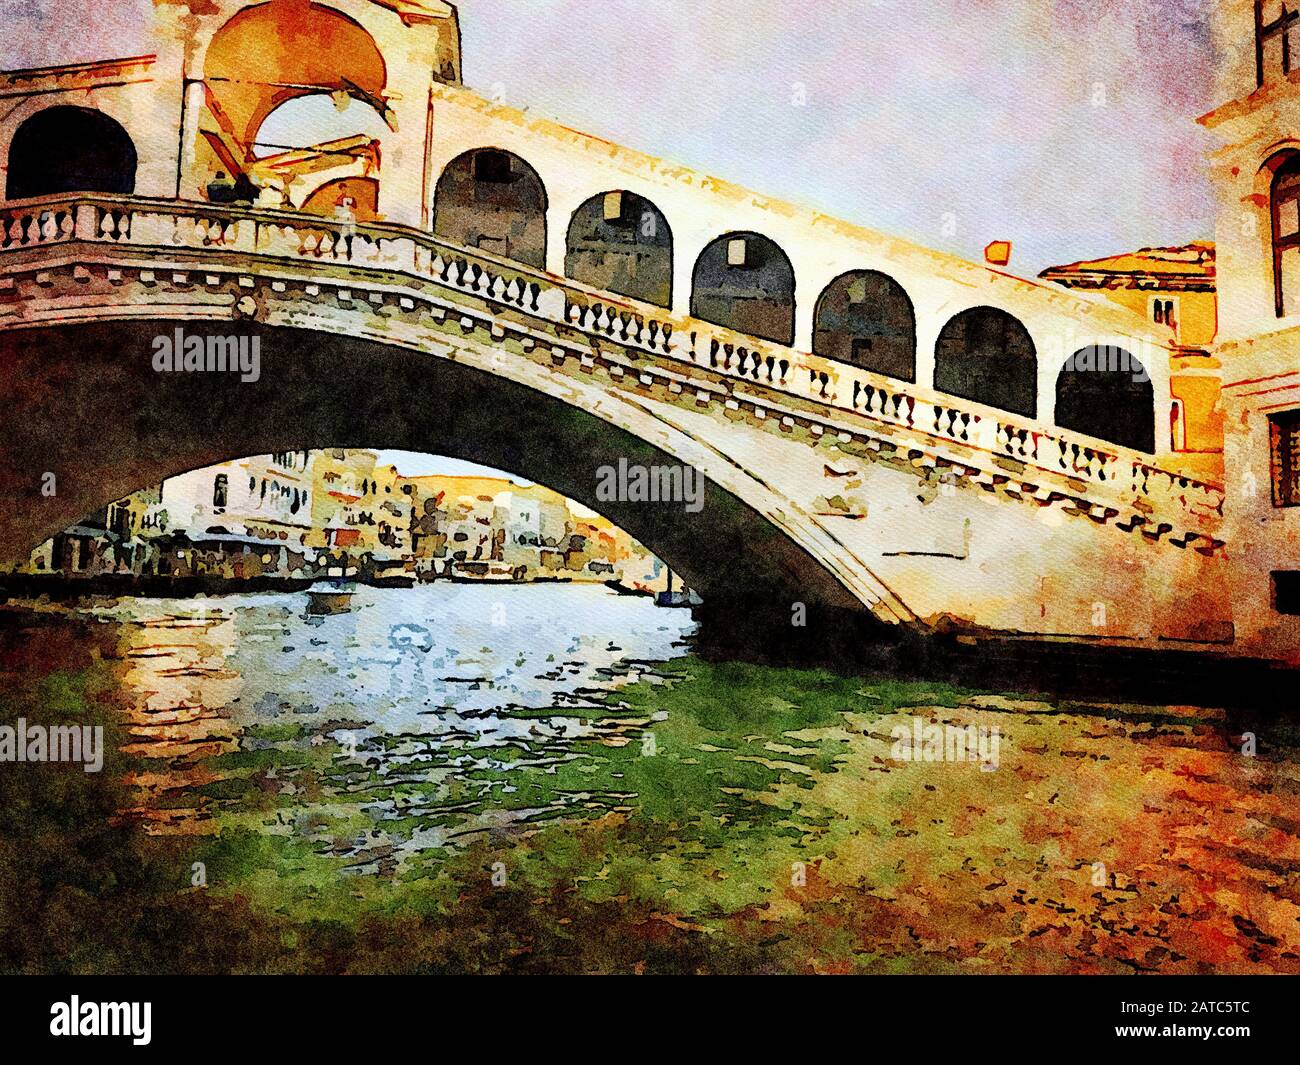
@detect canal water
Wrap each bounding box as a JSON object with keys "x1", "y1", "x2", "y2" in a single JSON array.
[{"x1": 0, "y1": 583, "x2": 1297, "y2": 974}]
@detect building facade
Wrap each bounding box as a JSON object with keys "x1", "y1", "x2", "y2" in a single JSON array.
[
  {"x1": 160, "y1": 450, "x2": 315, "y2": 575},
  {"x1": 1040, "y1": 243, "x2": 1224, "y2": 480},
  {"x1": 396, "y1": 473, "x2": 671, "y2": 586},
  {"x1": 306, "y1": 450, "x2": 410, "y2": 567},
  {"x1": 1201, "y1": 0, "x2": 1300, "y2": 658},
  {"x1": 397, "y1": 474, "x2": 450, "y2": 573}
]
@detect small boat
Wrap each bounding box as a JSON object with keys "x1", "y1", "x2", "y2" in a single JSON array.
[
  {"x1": 306, "y1": 579, "x2": 357, "y2": 615},
  {"x1": 656, "y1": 589, "x2": 703, "y2": 608},
  {"x1": 604, "y1": 579, "x2": 651, "y2": 598}
]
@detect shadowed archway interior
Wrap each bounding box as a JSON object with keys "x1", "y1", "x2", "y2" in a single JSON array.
[
  {"x1": 691, "y1": 232, "x2": 796, "y2": 346},
  {"x1": 934, "y1": 306, "x2": 1038, "y2": 418},
  {"x1": 1055, "y1": 346, "x2": 1155, "y2": 453},
  {"x1": 565, "y1": 190, "x2": 673, "y2": 308},
  {"x1": 6, "y1": 106, "x2": 138, "y2": 199},
  {"x1": 433, "y1": 149, "x2": 548, "y2": 269},
  {"x1": 813, "y1": 269, "x2": 917, "y2": 382}
]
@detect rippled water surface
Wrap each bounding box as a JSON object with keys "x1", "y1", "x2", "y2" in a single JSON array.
[
  {"x1": 106, "y1": 584, "x2": 695, "y2": 851},
  {"x1": 1, "y1": 584, "x2": 1298, "y2": 974}
]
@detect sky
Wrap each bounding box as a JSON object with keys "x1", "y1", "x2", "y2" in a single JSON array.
[
  {"x1": 1, "y1": 0, "x2": 1220, "y2": 477},
  {"x1": 375, "y1": 451, "x2": 531, "y2": 480},
  {"x1": 3, "y1": 0, "x2": 1216, "y2": 274}
]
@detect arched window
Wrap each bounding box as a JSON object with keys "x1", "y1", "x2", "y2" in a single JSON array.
[
  {"x1": 204, "y1": 2, "x2": 388, "y2": 154},
  {"x1": 1055, "y1": 346, "x2": 1155, "y2": 453},
  {"x1": 1271, "y1": 151, "x2": 1300, "y2": 317},
  {"x1": 244, "y1": 92, "x2": 390, "y2": 212},
  {"x1": 565, "y1": 191, "x2": 673, "y2": 308},
  {"x1": 433, "y1": 149, "x2": 548, "y2": 269},
  {"x1": 6, "y1": 106, "x2": 137, "y2": 200},
  {"x1": 934, "y1": 306, "x2": 1038, "y2": 417},
  {"x1": 691, "y1": 232, "x2": 795, "y2": 345},
  {"x1": 813, "y1": 270, "x2": 917, "y2": 381}
]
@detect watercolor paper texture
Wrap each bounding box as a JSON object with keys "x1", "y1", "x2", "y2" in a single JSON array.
[{"x1": 0, "y1": 0, "x2": 1296, "y2": 979}]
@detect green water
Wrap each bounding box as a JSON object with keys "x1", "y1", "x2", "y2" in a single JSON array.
[{"x1": 1, "y1": 587, "x2": 1297, "y2": 974}]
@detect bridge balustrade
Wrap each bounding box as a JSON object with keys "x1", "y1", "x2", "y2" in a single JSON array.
[{"x1": 0, "y1": 193, "x2": 1225, "y2": 539}]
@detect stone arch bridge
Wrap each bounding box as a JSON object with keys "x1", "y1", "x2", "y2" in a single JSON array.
[{"x1": 0, "y1": 0, "x2": 1239, "y2": 658}]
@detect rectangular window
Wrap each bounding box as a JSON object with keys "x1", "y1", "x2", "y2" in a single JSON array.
[
  {"x1": 1151, "y1": 297, "x2": 1178, "y2": 335},
  {"x1": 1258, "y1": 1, "x2": 1300, "y2": 87},
  {"x1": 1269, "y1": 409, "x2": 1300, "y2": 506},
  {"x1": 1272, "y1": 571, "x2": 1300, "y2": 614},
  {"x1": 213, "y1": 473, "x2": 229, "y2": 510}
]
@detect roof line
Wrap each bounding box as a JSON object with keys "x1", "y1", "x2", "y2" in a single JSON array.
[{"x1": 0, "y1": 54, "x2": 156, "y2": 81}]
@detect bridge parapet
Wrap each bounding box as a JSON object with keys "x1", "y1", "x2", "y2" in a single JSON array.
[{"x1": 0, "y1": 193, "x2": 1225, "y2": 549}]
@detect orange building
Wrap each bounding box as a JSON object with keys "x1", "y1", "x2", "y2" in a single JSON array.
[{"x1": 1040, "y1": 243, "x2": 1223, "y2": 479}]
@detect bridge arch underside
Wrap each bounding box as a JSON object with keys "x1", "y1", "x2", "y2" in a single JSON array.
[{"x1": 0, "y1": 320, "x2": 877, "y2": 631}]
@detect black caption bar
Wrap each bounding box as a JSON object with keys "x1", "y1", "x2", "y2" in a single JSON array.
[{"x1": 0, "y1": 974, "x2": 1290, "y2": 1054}]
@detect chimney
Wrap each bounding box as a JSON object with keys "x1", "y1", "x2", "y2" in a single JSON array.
[{"x1": 985, "y1": 240, "x2": 1012, "y2": 268}]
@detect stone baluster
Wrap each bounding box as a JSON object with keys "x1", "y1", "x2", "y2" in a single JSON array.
[
  {"x1": 534, "y1": 282, "x2": 562, "y2": 319},
  {"x1": 969, "y1": 414, "x2": 995, "y2": 450}
]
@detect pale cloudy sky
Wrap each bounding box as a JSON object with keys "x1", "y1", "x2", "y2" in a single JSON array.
[{"x1": 4, "y1": 0, "x2": 1215, "y2": 275}]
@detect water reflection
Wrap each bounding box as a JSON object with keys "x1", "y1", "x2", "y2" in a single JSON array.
[{"x1": 96, "y1": 584, "x2": 694, "y2": 846}]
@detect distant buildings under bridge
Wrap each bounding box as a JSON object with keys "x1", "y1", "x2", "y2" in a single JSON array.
[{"x1": 11, "y1": 450, "x2": 672, "y2": 595}]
